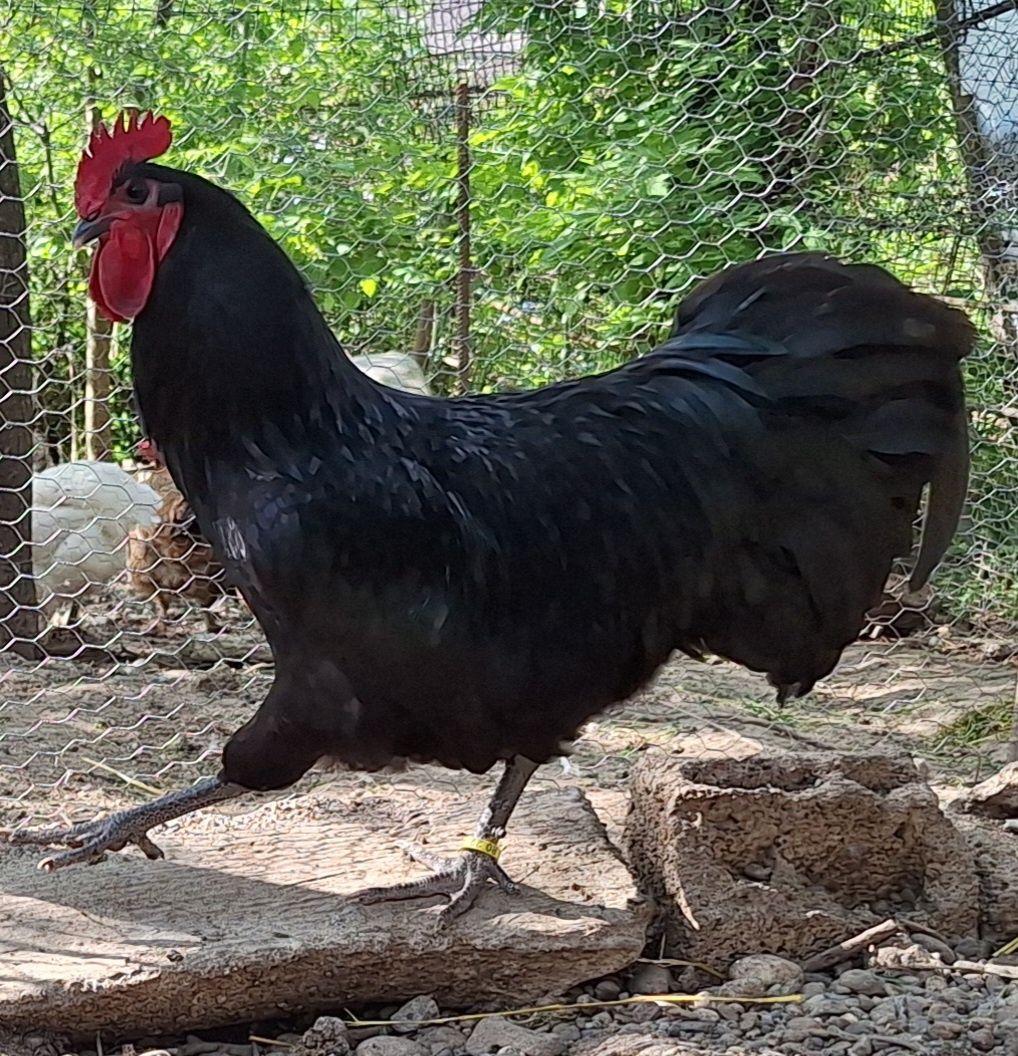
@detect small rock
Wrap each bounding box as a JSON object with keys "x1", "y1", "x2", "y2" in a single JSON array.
[
  {"x1": 872, "y1": 944, "x2": 932, "y2": 972},
  {"x1": 729, "y1": 954, "x2": 803, "y2": 994},
  {"x1": 626, "y1": 1004, "x2": 660, "y2": 1024},
  {"x1": 955, "y1": 937, "x2": 993, "y2": 959},
  {"x1": 661, "y1": 1021, "x2": 710, "y2": 1036},
  {"x1": 549, "y1": 1025, "x2": 580, "y2": 1042},
  {"x1": 993, "y1": 1001, "x2": 1018, "y2": 1025},
  {"x1": 848, "y1": 1041, "x2": 872, "y2": 1056},
  {"x1": 626, "y1": 963, "x2": 672, "y2": 995},
  {"x1": 971, "y1": 1028, "x2": 998, "y2": 1052},
  {"x1": 357, "y1": 1040, "x2": 424, "y2": 1056},
  {"x1": 868, "y1": 1000, "x2": 906, "y2": 1028},
  {"x1": 466, "y1": 1019, "x2": 565, "y2": 1056},
  {"x1": 999, "y1": 1026, "x2": 1018, "y2": 1051},
  {"x1": 616, "y1": 1024, "x2": 646, "y2": 1036},
  {"x1": 800, "y1": 995, "x2": 852, "y2": 1017},
  {"x1": 801, "y1": 982, "x2": 826, "y2": 997},
  {"x1": 347, "y1": 1029, "x2": 389, "y2": 1044},
  {"x1": 782, "y1": 1016, "x2": 826, "y2": 1040},
  {"x1": 838, "y1": 970, "x2": 888, "y2": 997},
  {"x1": 302, "y1": 1017, "x2": 352, "y2": 1056},
  {"x1": 418, "y1": 1028, "x2": 469, "y2": 1051},
  {"x1": 937, "y1": 986, "x2": 976, "y2": 1009},
  {"x1": 393, "y1": 997, "x2": 441, "y2": 1034},
  {"x1": 932, "y1": 1020, "x2": 965, "y2": 1039},
  {"x1": 593, "y1": 979, "x2": 622, "y2": 1001},
  {"x1": 911, "y1": 932, "x2": 956, "y2": 964}
]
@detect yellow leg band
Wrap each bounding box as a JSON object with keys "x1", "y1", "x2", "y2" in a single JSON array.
[{"x1": 460, "y1": 836, "x2": 503, "y2": 860}]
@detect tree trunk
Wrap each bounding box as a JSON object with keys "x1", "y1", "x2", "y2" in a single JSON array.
[
  {"x1": 412, "y1": 299, "x2": 435, "y2": 372},
  {"x1": 0, "y1": 70, "x2": 39, "y2": 651},
  {"x1": 936, "y1": 0, "x2": 1018, "y2": 357},
  {"x1": 83, "y1": 102, "x2": 114, "y2": 461}
]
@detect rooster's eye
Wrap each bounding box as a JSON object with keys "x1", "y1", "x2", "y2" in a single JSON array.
[{"x1": 125, "y1": 180, "x2": 148, "y2": 204}]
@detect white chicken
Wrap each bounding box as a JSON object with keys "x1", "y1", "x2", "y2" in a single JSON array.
[
  {"x1": 349, "y1": 352, "x2": 432, "y2": 395},
  {"x1": 33, "y1": 460, "x2": 162, "y2": 626}
]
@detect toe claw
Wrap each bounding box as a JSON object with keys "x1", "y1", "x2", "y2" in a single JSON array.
[{"x1": 135, "y1": 834, "x2": 165, "y2": 860}]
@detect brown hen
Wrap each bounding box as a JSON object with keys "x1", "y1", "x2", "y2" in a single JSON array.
[{"x1": 126, "y1": 491, "x2": 230, "y2": 635}]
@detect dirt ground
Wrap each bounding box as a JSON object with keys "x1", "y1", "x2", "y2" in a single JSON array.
[{"x1": 1, "y1": 585, "x2": 1015, "y2": 840}]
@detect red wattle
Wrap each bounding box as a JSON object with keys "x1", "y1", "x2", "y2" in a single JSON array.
[
  {"x1": 91, "y1": 221, "x2": 156, "y2": 323},
  {"x1": 88, "y1": 250, "x2": 126, "y2": 323}
]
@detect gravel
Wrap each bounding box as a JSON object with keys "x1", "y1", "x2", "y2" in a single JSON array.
[
  {"x1": 13, "y1": 936, "x2": 1018, "y2": 1056},
  {"x1": 278, "y1": 949, "x2": 1018, "y2": 1056}
]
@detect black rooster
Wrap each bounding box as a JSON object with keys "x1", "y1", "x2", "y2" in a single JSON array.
[{"x1": 10, "y1": 113, "x2": 972, "y2": 919}]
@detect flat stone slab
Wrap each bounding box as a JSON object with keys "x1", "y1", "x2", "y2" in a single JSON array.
[{"x1": 0, "y1": 785, "x2": 649, "y2": 1037}]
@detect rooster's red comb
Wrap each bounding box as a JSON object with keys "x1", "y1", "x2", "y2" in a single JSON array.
[{"x1": 75, "y1": 111, "x2": 173, "y2": 218}]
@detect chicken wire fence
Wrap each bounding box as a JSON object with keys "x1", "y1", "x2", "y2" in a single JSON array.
[{"x1": 0, "y1": 0, "x2": 1017, "y2": 832}]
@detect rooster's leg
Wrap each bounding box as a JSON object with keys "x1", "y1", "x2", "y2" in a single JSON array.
[
  {"x1": 358, "y1": 755, "x2": 538, "y2": 921},
  {"x1": 4, "y1": 774, "x2": 245, "y2": 871}
]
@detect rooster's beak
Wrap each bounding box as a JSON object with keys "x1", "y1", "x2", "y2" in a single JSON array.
[{"x1": 72, "y1": 216, "x2": 112, "y2": 248}]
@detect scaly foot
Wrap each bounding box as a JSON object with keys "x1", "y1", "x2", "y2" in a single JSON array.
[
  {"x1": 358, "y1": 839, "x2": 519, "y2": 921},
  {"x1": 2, "y1": 774, "x2": 242, "y2": 871},
  {"x1": 5, "y1": 810, "x2": 167, "y2": 870}
]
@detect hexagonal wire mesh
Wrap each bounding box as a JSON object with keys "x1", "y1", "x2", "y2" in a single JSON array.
[{"x1": 0, "y1": 0, "x2": 1016, "y2": 846}]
